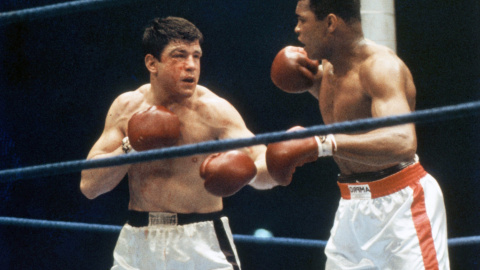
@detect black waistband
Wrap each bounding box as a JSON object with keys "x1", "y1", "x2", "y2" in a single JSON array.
[
  {"x1": 337, "y1": 159, "x2": 417, "y2": 183},
  {"x1": 127, "y1": 210, "x2": 225, "y2": 227}
]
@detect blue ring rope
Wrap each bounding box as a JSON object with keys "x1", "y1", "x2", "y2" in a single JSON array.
[
  {"x1": 0, "y1": 100, "x2": 479, "y2": 183},
  {"x1": 0, "y1": 216, "x2": 478, "y2": 248},
  {"x1": 0, "y1": 0, "x2": 149, "y2": 26}
]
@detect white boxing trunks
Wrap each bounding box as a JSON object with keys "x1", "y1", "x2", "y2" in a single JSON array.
[
  {"x1": 325, "y1": 162, "x2": 450, "y2": 270},
  {"x1": 111, "y1": 211, "x2": 241, "y2": 270}
]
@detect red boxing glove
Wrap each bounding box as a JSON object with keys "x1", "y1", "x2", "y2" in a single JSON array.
[
  {"x1": 127, "y1": 105, "x2": 181, "y2": 151},
  {"x1": 200, "y1": 150, "x2": 257, "y2": 197},
  {"x1": 271, "y1": 46, "x2": 319, "y2": 93},
  {"x1": 266, "y1": 127, "x2": 336, "y2": 186}
]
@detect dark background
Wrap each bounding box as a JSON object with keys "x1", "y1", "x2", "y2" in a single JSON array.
[{"x1": 0, "y1": 0, "x2": 479, "y2": 269}]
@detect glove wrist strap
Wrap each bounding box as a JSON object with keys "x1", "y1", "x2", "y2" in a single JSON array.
[
  {"x1": 122, "y1": 137, "x2": 136, "y2": 154},
  {"x1": 315, "y1": 134, "x2": 337, "y2": 157}
]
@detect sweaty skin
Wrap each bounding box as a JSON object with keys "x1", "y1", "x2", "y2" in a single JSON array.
[
  {"x1": 295, "y1": 0, "x2": 417, "y2": 175},
  {"x1": 80, "y1": 40, "x2": 276, "y2": 213}
]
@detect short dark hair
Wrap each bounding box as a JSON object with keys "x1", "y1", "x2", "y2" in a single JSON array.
[
  {"x1": 308, "y1": 0, "x2": 361, "y2": 23},
  {"x1": 142, "y1": 16, "x2": 204, "y2": 60}
]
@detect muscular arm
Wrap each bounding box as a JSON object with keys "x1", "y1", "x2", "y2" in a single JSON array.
[
  {"x1": 333, "y1": 56, "x2": 417, "y2": 167},
  {"x1": 80, "y1": 95, "x2": 132, "y2": 199}
]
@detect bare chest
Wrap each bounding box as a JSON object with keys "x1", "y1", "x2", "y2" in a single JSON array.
[
  {"x1": 176, "y1": 104, "x2": 223, "y2": 149},
  {"x1": 135, "y1": 106, "x2": 218, "y2": 169},
  {"x1": 127, "y1": 106, "x2": 222, "y2": 211},
  {"x1": 319, "y1": 70, "x2": 372, "y2": 124}
]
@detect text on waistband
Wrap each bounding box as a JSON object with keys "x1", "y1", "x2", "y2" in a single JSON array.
[
  {"x1": 348, "y1": 184, "x2": 372, "y2": 199},
  {"x1": 149, "y1": 212, "x2": 178, "y2": 226}
]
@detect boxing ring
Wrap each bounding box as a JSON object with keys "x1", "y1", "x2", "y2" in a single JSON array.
[
  {"x1": 1, "y1": 0, "x2": 480, "y2": 269},
  {"x1": 1, "y1": 100, "x2": 479, "y2": 265}
]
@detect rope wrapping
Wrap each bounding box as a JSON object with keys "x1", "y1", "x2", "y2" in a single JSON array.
[
  {"x1": 0, "y1": 216, "x2": 478, "y2": 248},
  {"x1": 0, "y1": 100, "x2": 479, "y2": 183}
]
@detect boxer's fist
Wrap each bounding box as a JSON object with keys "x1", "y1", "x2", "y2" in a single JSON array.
[
  {"x1": 271, "y1": 46, "x2": 319, "y2": 93},
  {"x1": 200, "y1": 150, "x2": 257, "y2": 197},
  {"x1": 127, "y1": 105, "x2": 181, "y2": 151},
  {"x1": 266, "y1": 127, "x2": 319, "y2": 186}
]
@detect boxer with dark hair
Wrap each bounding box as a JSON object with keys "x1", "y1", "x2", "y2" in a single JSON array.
[
  {"x1": 267, "y1": 0, "x2": 450, "y2": 269},
  {"x1": 80, "y1": 16, "x2": 277, "y2": 270}
]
